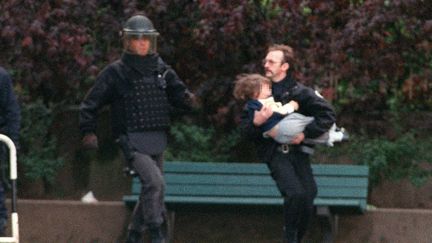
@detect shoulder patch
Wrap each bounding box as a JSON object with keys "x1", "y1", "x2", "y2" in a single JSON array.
[{"x1": 315, "y1": 90, "x2": 324, "y2": 99}]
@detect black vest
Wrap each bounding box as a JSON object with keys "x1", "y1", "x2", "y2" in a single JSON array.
[{"x1": 115, "y1": 53, "x2": 171, "y2": 132}]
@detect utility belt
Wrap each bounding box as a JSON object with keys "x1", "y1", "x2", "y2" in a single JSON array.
[{"x1": 276, "y1": 144, "x2": 315, "y2": 155}]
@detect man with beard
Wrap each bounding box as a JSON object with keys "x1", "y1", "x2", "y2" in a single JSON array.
[{"x1": 239, "y1": 44, "x2": 336, "y2": 243}]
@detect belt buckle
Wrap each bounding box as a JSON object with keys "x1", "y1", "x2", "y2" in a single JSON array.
[{"x1": 281, "y1": 144, "x2": 290, "y2": 154}]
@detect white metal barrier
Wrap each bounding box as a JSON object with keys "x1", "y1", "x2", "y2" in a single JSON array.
[{"x1": 0, "y1": 134, "x2": 19, "y2": 243}]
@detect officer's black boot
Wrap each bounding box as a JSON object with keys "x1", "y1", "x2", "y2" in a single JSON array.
[
  {"x1": 125, "y1": 230, "x2": 142, "y2": 243},
  {"x1": 149, "y1": 226, "x2": 166, "y2": 243}
]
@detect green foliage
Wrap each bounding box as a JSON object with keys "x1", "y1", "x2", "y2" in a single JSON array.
[
  {"x1": 20, "y1": 100, "x2": 64, "y2": 184},
  {"x1": 165, "y1": 122, "x2": 241, "y2": 162},
  {"x1": 1, "y1": 0, "x2": 431, "y2": 129},
  {"x1": 0, "y1": 0, "x2": 123, "y2": 104},
  {"x1": 348, "y1": 133, "x2": 432, "y2": 187},
  {"x1": 315, "y1": 130, "x2": 432, "y2": 188}
]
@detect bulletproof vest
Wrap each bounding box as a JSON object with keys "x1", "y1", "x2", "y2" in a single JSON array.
[{"x1": 116, "y1": 60, "x2": 171, "y2": 132}]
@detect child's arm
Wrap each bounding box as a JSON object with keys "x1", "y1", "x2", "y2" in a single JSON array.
[
  {"x1": 272, "y1": 100, "x2": 299, "y2": 115},
  {"x1": 286, "y1": 100, "x2": 299, "y2": 111}
]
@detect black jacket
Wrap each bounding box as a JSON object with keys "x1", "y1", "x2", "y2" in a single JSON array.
[
  {"x1": 0, "y1": 67, "x2": 20, "y2": 147},
  {"x1": 79, "y1": 53, "x2": 192, "y2": 138},
  {"x1": 239, "y1": 74, "x2": 336, "y2": 162}
]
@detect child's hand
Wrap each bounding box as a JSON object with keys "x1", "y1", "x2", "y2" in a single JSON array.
[
  {"x1": 290, "y1": 132, "x2": 305, "y2": 144},
  {"x1": 288, "y1": 100, "x2": 299, "y2": 111},
  {"x1": 253, "y1": 104, "x2": 273, "y2": 126}
]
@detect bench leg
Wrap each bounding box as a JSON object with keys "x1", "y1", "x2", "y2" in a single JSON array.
[{"x1": 316, "y1": 206, "x2": 338, "y2": 243}]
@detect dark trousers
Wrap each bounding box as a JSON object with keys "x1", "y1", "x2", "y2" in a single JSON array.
[
  {"x1": 128, "y1": 152, "x2": 166, "y2": 232},
  {"x1": 266, "y1": 150, "x2": 317, "y2": 241}
]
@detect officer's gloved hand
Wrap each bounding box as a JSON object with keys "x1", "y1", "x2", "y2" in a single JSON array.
[
  {"x1": 123, "y1": 166, "x2": 138, "y2": 177},
  {"x1": 82, "y1": 133, "x2": 98, "y2": 150},
  {"x1": 188, "y1": 92, "x2": 202, "y2": 111}
]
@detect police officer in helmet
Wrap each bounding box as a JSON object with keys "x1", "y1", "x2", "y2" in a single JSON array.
[
  {"x1": 79, "y1": 14, "x2": 195, "y2": 243},
  {"x1": 122, "y1": 15, "x2": 159, "y2": 55}
]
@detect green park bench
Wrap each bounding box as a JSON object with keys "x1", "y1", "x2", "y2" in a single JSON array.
[{"x1": 123, "y1": 161, "x2": 369, "y2": 242}]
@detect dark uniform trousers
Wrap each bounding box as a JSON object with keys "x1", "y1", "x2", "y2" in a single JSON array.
[
  {"x1": 128, "y1": 152, "x2": 166, "y2": 232},
  {"x1": 266, "y1": 150, "x2": 317, "y2": 241}
]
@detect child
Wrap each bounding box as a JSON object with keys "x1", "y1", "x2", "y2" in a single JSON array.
[{"x1": 233, "y1": 73, "x2": 347, "y2": 146}]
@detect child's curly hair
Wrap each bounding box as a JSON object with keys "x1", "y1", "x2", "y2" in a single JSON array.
[{"x1": 233, "y1": 73, "x2": 271, "y2": 101}]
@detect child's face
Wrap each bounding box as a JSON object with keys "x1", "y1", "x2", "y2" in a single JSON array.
[{"x1": 257, "y1": 83, "x2": 272, "y2": 99}]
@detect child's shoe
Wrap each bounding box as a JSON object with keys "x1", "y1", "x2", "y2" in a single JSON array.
[{"x1": 327, "y1": 125, "x2": 349, "y2": 146}]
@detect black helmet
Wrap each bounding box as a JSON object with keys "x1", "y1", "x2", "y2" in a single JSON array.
[
  {"x1": 122, "y1": 15, "x2": 159, "y2": 55},
  {"x1": 122, "y1": 15, "x2": 159, "y2": 37}
]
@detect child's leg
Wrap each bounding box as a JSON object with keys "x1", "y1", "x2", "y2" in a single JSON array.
[
  {"x1": 304, "y1": 131, "x2": 330, "y2": 145},
  {"x1": 306, "y1": 123, "x2": 348, "y2": 146},
  {"x1": 273, "y1": 113, "x2": 348, "y2": 146},
  {"x1": 273, "y1": 113, "x2": 314, "y2": 144}
]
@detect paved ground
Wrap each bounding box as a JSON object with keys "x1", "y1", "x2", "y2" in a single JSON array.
[{"x1": 5, "y1": 199, "x2": 432, "y2": 243}]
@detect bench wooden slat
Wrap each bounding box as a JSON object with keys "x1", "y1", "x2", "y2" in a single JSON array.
[
  {"x1": 166, "y1": 184, "x2": 278, "y2": 197},
  {"x1": 165, "y1": 185, "x2": 367, "y2": 198},
  {"x1": 167, "y1": 196, "x2": 283, "y2": 205},
  {"x1": 123, "y1": 195, "x2": 283, "y2": 206},
  {"x1": 165, "y1": 161, "x2": 369, "y2": 177},
  {"x1": 133, "y1": 177, "x2": 368, "y2": 193},
  {"x1": 316, "y1": 187, "x2": 368, "y2": 198},
  {"x1": 312, "y1": 164, "x2": 369, "y2": 176},
  {"x1": 132, "y1": 182, "x2": 368, "y2": 199},
  {"x1": 124, "y1": 195, "x2": 365, "y2": 209},
  {"x1": 315, "y1": 177, "x2": 368, "y2": 187},
  {"x1": 165, "y1": 162, "x2": 268, "y2": 174},
  {"x1": 313, "y1": 198, "x2": 365, "y2": 208},
  {"x1": 164, "y1": 174, "x2": 368, "y2": 187},
  {"x1": 165, "y1": 174, "x2": 274, "y2": 186}
]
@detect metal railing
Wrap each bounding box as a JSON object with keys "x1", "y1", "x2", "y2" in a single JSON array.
[{"x1": 0, "y1": 135, "x2": 19, "y2": 243}]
